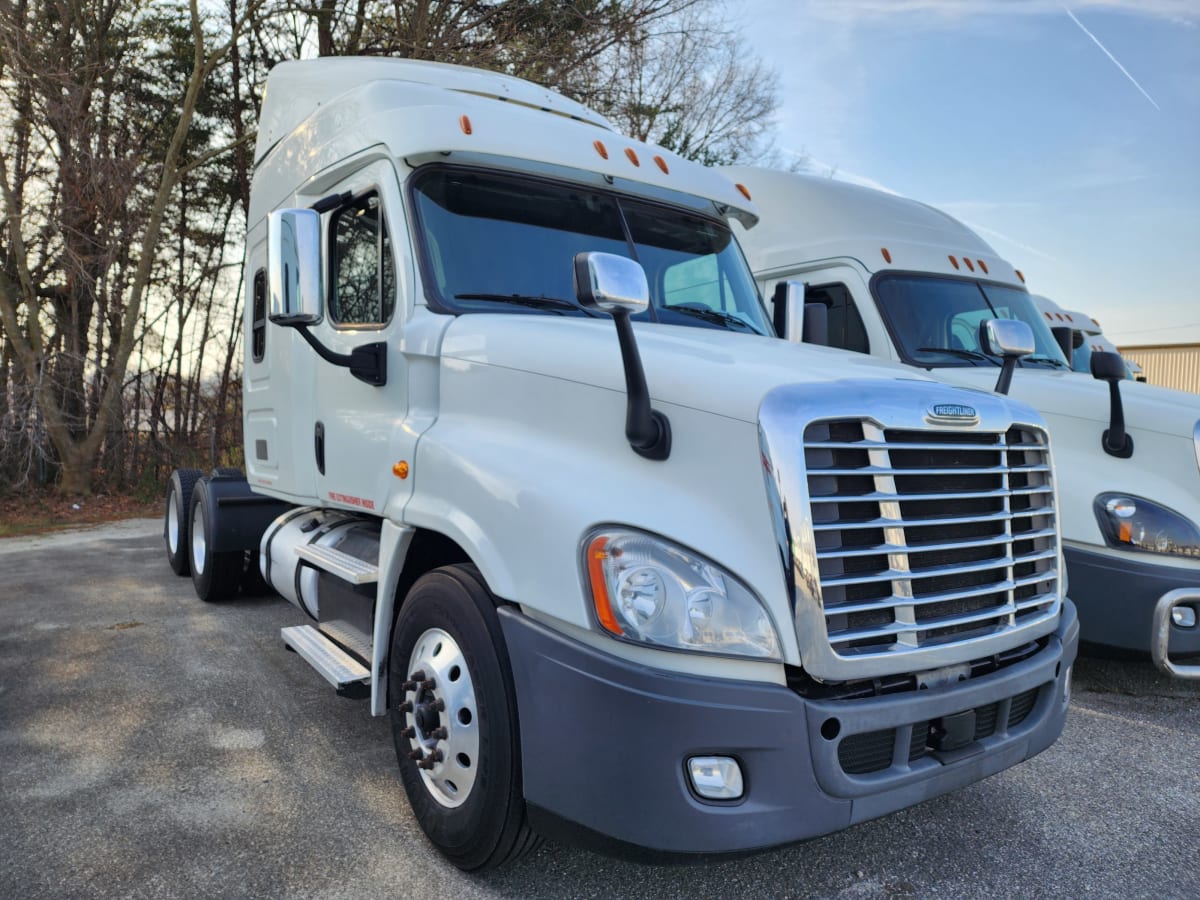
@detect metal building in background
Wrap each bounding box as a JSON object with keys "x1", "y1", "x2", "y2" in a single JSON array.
[{"x1": 1119, "y1": 343, "x2": 1200, "y2": 394}]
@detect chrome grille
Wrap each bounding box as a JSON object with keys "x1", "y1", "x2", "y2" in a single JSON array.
[{"x1": 805, "y1": 420, "x2": 1059, "y2": 660}]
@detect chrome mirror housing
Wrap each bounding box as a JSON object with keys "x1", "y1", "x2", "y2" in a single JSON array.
[
  {"x1": 268, "y1": 208, "x2": 324, "y2": 326},
  {"x1": 573, "y1": 251, "x2": 650, "y2": 315},
  {"x1": 981, "y1": 318, "x2": 1035, "y2": 358}
]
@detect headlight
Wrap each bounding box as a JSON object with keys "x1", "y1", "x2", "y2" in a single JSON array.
[
  {"x1": 1093, "y1": 493, "x2": 1200, "y2": 560},
  {"x1": 583, "y1": 528, "x2": 781, "y2": 660}
]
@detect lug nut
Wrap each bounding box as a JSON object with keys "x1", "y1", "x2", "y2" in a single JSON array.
[
  {"x1": 429, "y1": 726, "x2": 448, "y2": 741},
  {"x1": 418, "y1": 750, "x2": 444, "y2": 769},
  {"x1": 400, "y1": 726, "x2": 416, "y2": 740},
  {"x1": 408, "y1": 749, "x2": 424, "y2": 761},
  {"x1": 420, "y1": 698, "x2": 446, "y2": 714},
  {"x1": 398, "y1": 700, "x2": 413, "y2": 714}
]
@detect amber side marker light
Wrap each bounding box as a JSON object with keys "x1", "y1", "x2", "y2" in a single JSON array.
[
  {"x1": 459, "y1": 115, "x2": 472, "y2": 135},
  {"x1": 978, "y1": 259, "x2": 989, "y2": 274},
  {"x1": 949, "y1": 255, "x2": 960, "y2": 269},
  {"x1": 735, "y1": 183, "x2": 752, "y2": 201},
  {"x1": 964, "y1": 257, "x2": 975, "y2": 272},
  {"x1": 586, "y1": 536, "x2": 623, "y2": 635},
  {"x1": 653, "y1": 155, "x2": 669, "y2": 174},
  {"x1": 593, "y1": 140, "x2": 609, "y2": 160},
  {"x1": 624, "y1": 148, "x2": 640, "y2": 166},
  {"x1": 880, "y1": 247, "x2": 892, "y2": 263},
  {"x1": 393, "y1": 460, "x2": 409, "y2": 479},
  {"x1": 1015, "y1": 269, "x2": 1026, "y2": 283}
]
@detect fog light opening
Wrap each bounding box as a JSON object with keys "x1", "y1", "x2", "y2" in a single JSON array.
[
  {"x1": 1171, "y1": 605, "x2": 1197, "y2": 629},
  {"x1": 687, "y1": 756, "x2": 744, "y2": 801},
  {"x1": 821, "y1": 717, "x2": 841, "y2": 741}
]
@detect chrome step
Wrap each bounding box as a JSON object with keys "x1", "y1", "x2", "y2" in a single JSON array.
[
  {"x1": 281, "y1": 625, "x2": 370, "y2": 690},
  {"x1": 295, "y1": 543, "x2": 379, "y2": 584}
]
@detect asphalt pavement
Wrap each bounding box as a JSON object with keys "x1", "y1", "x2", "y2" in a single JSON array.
[{"x1": 1, "y1": 519, "x2": 1197, "y2": 899}]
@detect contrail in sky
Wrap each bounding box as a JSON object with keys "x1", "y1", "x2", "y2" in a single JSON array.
[{"x1": 1062, "y1": 5, "x2": 1160, "y2": 110}]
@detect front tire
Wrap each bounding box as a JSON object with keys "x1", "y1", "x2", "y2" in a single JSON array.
[
  {"x1": 188, "y1": 478, "x2": 244, "y2": 602},
  {"x1": 389, "y1": 565, "x2": 539, "y2": 871},
  {"x1": 164, "y1": 468, "x2": 202, "y2": 575}
]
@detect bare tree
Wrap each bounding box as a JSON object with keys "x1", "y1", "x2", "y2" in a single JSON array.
[{"x1": 0, "y1": 0, "x2": 262, "y2": 494}]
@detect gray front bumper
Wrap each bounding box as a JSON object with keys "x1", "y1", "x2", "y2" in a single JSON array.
[
  {"x1": 1065, "y1": 545, "x2": 1200, "y2": 659},
  {"x1": 499, "y1": 600, "x2": 1078, "y2": 858}
]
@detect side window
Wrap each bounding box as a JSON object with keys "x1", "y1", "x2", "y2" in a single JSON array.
[
  {"x1": 330, "y1": 192, "x2": 396, "y2": 326},
  {"x1": 251, "y1": 269, "x2": 266, "y2": 363},
  {"x1": 807, "y1": 283, "x2": 869, "y2": 354}
]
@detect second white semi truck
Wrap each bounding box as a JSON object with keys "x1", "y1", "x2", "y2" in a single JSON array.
[
  {"x1": 164, "y1": 59, "x2": 1077, "y2": 870},
  {"x1": 725, "y1": 165, "x2": 1200, "y2": 678}
]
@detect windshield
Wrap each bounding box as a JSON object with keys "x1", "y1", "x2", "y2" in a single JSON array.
[
  {"x1": 410, "y1": 167, "x2": 772, "y2": 336},
  {"x1": 873, "y1": 274, "x2": 1069, "y2": 369}
]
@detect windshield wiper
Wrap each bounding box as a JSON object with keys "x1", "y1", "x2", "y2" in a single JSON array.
[
  {"x1": 914, "y1": 346, "x2": 999, "y2": 365},
  {"x1": 454, "y1": 293, "x2": 596, "y2": 316},
  {"x1": 1022, "y1": 355, "x2": 1068, "y2": 369},
  {"x1": 668, "y1": 305, "x2": 760, "y2": 333}
]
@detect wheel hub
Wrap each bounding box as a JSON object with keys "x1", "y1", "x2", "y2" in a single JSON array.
[{"x1": 402, "y1": 627, "x2": 479, "y2": 809}]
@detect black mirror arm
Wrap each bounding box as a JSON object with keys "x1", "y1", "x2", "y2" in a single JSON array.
[
  {"x1": 1102, "y1": 379, "x2": 1133, "y2": 458},
  {"x1": 994, "y1": 358, "x2": 1018, "y2": 395},
  {"x1": 611, "y1": 309, "x2": 671, "y2": 460},
  {"x1": 294, "y1": 323, "x2": 387, "y2": 387}
]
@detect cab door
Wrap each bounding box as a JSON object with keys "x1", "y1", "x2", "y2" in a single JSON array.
[{"x1": 309, "y1": 160, "x2": 413, "y2": 515}]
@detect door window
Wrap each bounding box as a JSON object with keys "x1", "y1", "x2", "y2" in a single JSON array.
[{"x1": 329, "y1": 192, "x2": 396, "y2": 326}]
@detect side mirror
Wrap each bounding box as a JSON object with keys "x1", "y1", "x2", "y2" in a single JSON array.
[
  {"x1": 1050, "y1": 325, "x2": 1074, "y2": 366},
  {"x1": 771, "y1": 280, "x2": 807, "y2": 343},
  {"x1": 268, "y1": 209, "x2": 323, "y2": 326},
  {"x1": 574, "y1": 251, "x2": 649, "y2": 315},
  {"x1": 1090, "y1": 351, "x2": 1133, "y2": 458},
  {"x1": 980, "y1": 318, "x2": 1034, "y2": 396},
  {"x1": 573, "y1": 252, "x2": 669, "y2": 460},
  {"x1": 803, "y1": 302, "x2": 828, "y2": 346},
  {"x1": 1090, "y1": 350, "x2": 1126, "y2": 381}
]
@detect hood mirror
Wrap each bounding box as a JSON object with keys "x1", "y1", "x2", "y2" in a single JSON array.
[
  {"x1": 1091, "y1": 351, "x2": 1133, "y2": 457},
  {"x1": 575, "y1": 251, "x2": 650, "y2": 315},
  {"x1": 980, "y1": 318, "x2": 1034, "y2": 396},
  {"x1": 1050, "y1": 325, "x2": 1074, "y2": 367},
  {"x1": 574, "y1": 252, "x2": 670, "y2": 461}
]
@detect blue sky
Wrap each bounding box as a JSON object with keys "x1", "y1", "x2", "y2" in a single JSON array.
[{"x1": 736, "y1": 0, "x2": 1199, "y2": 346}]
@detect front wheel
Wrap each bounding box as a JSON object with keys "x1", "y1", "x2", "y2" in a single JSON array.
[{"x1": 389, "y1": 565, "x2": 539, "y2": 871}]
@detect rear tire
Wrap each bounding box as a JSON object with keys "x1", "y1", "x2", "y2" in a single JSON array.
[
  {"x1": 389, "y1": 564, "x2": 539, "y2": 871},
  {"x1": 188, "y1": 479, "x2": 244, "y2": 602},
  {"x1": 164, "y1": 468, "x2": 202, "y2": 576}
]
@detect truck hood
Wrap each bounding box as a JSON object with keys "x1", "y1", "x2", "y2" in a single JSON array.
[
  {"x1": 937, "y1": 367, "x2": 1200, "y2": 440},
  {"x1": 440, "y1": 315, "x2": 954, "y2": 422}
]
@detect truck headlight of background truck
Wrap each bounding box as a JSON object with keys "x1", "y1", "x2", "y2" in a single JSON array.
[
  {"x1": 1094, "y1": 493, "x2": 1200, "y2": 560},
  {"x1": 584, "y1": 528, "x2": 782, "y2": 660}
]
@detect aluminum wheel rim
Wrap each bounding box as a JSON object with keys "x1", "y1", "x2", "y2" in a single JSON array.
[
  {"x1": 167, "y1": 492, "x2": 180, "y2": 554},
  {"x1": 404, "y1": 627, "x2": 479, "y2": 808},
  {"x1": 190, "y1": 502, "x2": 206, "y2": 574}
]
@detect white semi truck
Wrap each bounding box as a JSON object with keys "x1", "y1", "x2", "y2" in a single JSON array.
[
  {"x1": 163, "y1": 59, "x2": 1077, "y2": 870},
  {"x1": 724, "y1": 165, "x2": 1200, "y2": 678},
  {"x1": 1030, "y1": 295, "x2": 1142, "y2": 381}
]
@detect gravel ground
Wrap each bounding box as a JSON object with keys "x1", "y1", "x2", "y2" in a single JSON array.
[{"x1": 1, "y1": 519, "x2": 1196, "y2": 899}]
